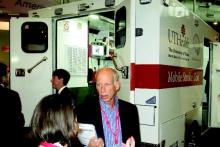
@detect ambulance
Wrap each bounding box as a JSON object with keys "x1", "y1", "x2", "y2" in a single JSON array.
[{"x1": 10, "y1": 0, "x2": 220, "y2": 146}]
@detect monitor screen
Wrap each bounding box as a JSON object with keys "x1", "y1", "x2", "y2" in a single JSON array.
[{"x1": 91, "y1": 44, "x2": 105, "y2": 57}]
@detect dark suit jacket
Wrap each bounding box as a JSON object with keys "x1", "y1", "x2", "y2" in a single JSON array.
[
  {"x1": 0, "y1": 85, "x2": 25, "y2": 145},
  {"x1": 76, "y1": 96, "x2": 141, "y2": 146},
  {"x1": 0, "y1": 85, "x2": 25, "y2": 127},
  {"x1": 60, "y1": 87, "x2": 76, "y2": 107}
]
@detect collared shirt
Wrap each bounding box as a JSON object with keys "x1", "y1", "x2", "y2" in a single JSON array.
[
  {"x1": 58, "y1": 86, "x2": 66, "y2": 94},
  {"x1": 99, "y1": 96, "x2": 122, "y2": 147}
]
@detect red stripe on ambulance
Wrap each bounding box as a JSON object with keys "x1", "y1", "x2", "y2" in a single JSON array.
[{"x1": 131, "y1": 63, "x2": 202, "y2": 90}]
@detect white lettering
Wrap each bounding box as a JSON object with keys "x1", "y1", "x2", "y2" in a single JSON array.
[{"x1": 168, "y1": 71, "x2": 199, "y2": 83}]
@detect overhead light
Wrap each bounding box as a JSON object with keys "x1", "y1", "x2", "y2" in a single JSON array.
[
  {"x1": 89, "y1": 14, "x2": 99, "y2": 20},
  {"x1": 0, "y1": 21, "x2": 9, "y2": 30},
  {"x1": 213, "y1": 20, "x2": 218, "y2": 25}
]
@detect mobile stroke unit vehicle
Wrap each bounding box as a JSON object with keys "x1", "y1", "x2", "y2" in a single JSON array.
[{"x1": 10, "y1": 0, "x2": 220, "y2": 146}]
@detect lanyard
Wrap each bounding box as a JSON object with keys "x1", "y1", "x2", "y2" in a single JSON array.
[{"x1": 101, "y1": 106, "x2": 120, "y2": 144}]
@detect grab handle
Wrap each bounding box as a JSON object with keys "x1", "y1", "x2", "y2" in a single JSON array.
[
  {"x1": 111, "y1": 55, "x2": 128, "y2": 79},
  {"x1": 27, "y1": 56, "x2": 48, "y2": 73}
]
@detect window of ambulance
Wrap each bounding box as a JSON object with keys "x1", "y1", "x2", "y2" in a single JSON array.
[
  {"x1": 115, "y1": 6, "x2": 126, "y2": 49},
  {"x1": 21, "y1": 22, "x2": 48, "y2": 53}
]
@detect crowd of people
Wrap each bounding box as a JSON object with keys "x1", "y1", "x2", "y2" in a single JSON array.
[{"x1": 0, "y1": 62, "x2": 140, "y2": 147}]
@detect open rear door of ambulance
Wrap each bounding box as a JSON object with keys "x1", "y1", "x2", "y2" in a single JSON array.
[
  {"x1": 210, "y1": 43, "x2": 220, "y2": 128},
  {"x1": 114, "y1": 0, "x2": 135, "y2": 103},
  {"x1": 10, "y1": 18, "x2": 53, "y2": 126}
]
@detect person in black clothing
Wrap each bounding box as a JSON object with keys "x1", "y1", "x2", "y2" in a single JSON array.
[
  {"x1": 88, "y1": 68, "x2": 95, "y2": 85},
  {"x1": 0, "y1": 62, "x2": 25, "y2": 145},
  {"x1": 51, "y1": 69, "x2": 76, "y2": 107},
  {"x1": 204, "y1": 61, "x2": 210, "y2": 103}
]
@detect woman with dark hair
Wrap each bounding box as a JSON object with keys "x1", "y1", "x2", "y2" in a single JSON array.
[
  {"x1": 30, "y1": 94, "x2": 78, "y2": 147},
  {"x1": 30, "y1": 94, "x2": 104, "y2": 147}
]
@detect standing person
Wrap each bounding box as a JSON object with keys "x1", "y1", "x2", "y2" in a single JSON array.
[
  {"x1": 30, "y1": 94, "x2": 104, "y2": 147},
  {"x1": 76, "y1": 67, "x2": 141, "y2": 147},
  {"x1": 0, "y1": 62, "x2": 25, "y2": 145},
  {"x1": 51, "y1": 69, "x2": 76, "y2": 106}
]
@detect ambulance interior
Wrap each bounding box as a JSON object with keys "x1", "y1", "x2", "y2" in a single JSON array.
[
  {"x1": 87, "y1": 11, "x2": 115, "y2": 71},
  {"x1": 64, "y1": 11, "x2": 116, "y2": 105}
]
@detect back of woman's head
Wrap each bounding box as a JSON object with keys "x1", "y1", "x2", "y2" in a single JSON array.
[{"x1": 30, "y1": 94, "x2": 78, "y2": 146}]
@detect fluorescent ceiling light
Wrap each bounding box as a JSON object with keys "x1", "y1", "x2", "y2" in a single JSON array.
[
  {"x1": 0, "y1": 21, "x2": 9, "y2": 30},
  {"x1": 213, "y1": 20, "x2": 218, "y2": 25}
]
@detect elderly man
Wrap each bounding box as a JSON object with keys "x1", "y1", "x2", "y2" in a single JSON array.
[{"x1": 76, "y1": 67, "x2": 140, "y2": 147}]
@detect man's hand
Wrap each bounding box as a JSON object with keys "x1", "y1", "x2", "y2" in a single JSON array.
[
  {"x1": 88, "y1": 137, "x2": 104, "y2": 147},
  {"x1": 122, "y1": 136, "x2": 135, "y2": 147}
]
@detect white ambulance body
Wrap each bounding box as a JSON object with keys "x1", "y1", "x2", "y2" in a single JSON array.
[{"x1": 10, "y1": 0, "x2": 220, "y2": 146}]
